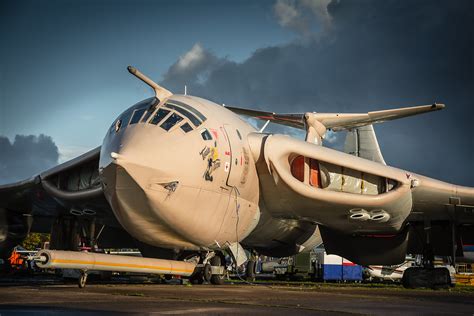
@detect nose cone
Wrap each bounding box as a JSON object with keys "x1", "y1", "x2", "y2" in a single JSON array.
[
  {"x1": 100, "y1": 146, "x2": 199, "y2": 250},
  {"x1": 99, "y1": 116, "x2": 206, "y2": 250}
]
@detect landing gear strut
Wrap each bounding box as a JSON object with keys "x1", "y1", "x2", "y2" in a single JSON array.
[
  {"x1": 189, "y1": 251, "x2": 226, "y2": 285},
  {"x1": 78, "y1": 271, "x2": 88, "y2": 288},
  {"x1": 209, "y1": 255, "x2": 226, "y2": 285},
  {"x1": 402, "y1": 221, "x2": 453, "y2": 289}
]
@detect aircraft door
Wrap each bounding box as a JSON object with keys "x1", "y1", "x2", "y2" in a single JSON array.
[{"x1": 223, "y1": 125, "x2": 245, "y2": 188}]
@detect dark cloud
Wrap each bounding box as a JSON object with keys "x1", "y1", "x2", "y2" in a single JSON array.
[
  {"x1": 161, "y1": 0, "x2": 474, "y2": 186},
  {"x1": 0, "y1": 135, "x2": 59, "y2": 185}
]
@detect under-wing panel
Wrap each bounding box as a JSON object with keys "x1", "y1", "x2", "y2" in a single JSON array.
[{"x1": 0, "y1": 146, "x2": 132, "y2": 257}]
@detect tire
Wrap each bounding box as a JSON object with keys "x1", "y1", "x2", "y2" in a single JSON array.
[
  {"x1": 402, "y1": 267, "x2": 451, "y2": 289},
  {"x1": 246, "y1": 260, "x2": 256, "y2": 281},
  {"x1": 203, "y1": 263, "x2": 212, "y2": 283},
  {"x1": 190, "y1": 269, "x2": 204, "y2": 284},
  {"x1": 210, "y1": 256, "x2": 225, "y2": 285},
  {"x1": 78, "y1": 272, "x2": 87, "y2": 288}
]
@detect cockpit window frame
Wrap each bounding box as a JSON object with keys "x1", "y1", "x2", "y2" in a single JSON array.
[
  {"x1": 167, "y1": 100, "x2": 207, "y2": 122},
  {"x1": 141, "y1": 97, "x2": 160, "y2": 123},
  {"x1": 180, "y1": 122, "x2": 193, "y2": 133},
  {"x1": 160, "y1": 113, "x2": 184, "y2": 131},
  {"x1": 164, "y1": 103, "x2": 202, "y2": 127},
  {"x1": 129, "y1": 108, "x2": 147, "y2": 125},
  {"x1": 200, "y1": 128, "x2": 213, "y2": 141},
  {"x1": 150, "y1": 108, "x2": 171, "y2": 125}
]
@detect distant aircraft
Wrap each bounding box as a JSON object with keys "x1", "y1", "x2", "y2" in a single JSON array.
[{"x1": 1, "y1": 66, "x2": 472, "y2": 288}]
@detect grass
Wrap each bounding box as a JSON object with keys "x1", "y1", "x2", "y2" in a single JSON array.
[{"x1": 228, "y1": 278, "x2": 474, "y2": 293}]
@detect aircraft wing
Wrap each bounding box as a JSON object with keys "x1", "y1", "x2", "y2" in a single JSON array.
[
  {"x1": 249, "y1": 133, "x2": 474, "y2": 264},
  {"x1": 0, "y1": 147, "x2": 133, "y2": 257},
  {"x1": 225, "y1": 103, "x2": 445, "y2": 131}
]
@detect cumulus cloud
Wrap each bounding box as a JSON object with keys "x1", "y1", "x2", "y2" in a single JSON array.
[
  {"x1": 274, "y1": 0, "x2": 332, "y2": 37},
  {"x1": 160, "y1": 0, "x2": 473, "y2": 186},
  {"x1": 0, "y1": 134, "x2": 59, "y2": 185},
  {"x1": 162, "y1": 43, "x2": 227, "y2": 91}
]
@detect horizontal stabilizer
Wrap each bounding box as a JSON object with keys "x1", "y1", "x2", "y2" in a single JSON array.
[{"x1": 225, "y1": 103, "x2": 445, "y2": 131}]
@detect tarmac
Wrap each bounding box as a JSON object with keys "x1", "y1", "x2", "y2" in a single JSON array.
[{"x1": 0, "y1": 276, "x2": 473, "y2": 315}]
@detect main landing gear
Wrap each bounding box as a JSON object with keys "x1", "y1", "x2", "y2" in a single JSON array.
[
  {"x1": 402, "y1": 221, "x2": 453, "y2": 289},
  {"x1": 402, "y1": 266, "x2": 451, "y2": 289},
  {"x1": 189, "y1": 251, "x2": 227, "y2": 285}
]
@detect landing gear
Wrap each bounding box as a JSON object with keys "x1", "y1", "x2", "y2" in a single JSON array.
[
  {"x1": 402, "y1": 267, "x2": 451, "y2": 289},
  {"x1": 245, "y1": 250, "x2": 257, "y2": 281},
  {"x1": 245, "y1": 260, "x2": 256, "y2": 281},
  {"x1": 402, "y1": 220, "x2": 454, "y2": 289},
  {"x1": 203, "y1": 263, "x2": 212, "y2": 283},
  {"x1": 210, "y1": 255, "x2": 225, "y2": 285},
  {"x1": 78, "y1": 271, "x2": 88, "y2": 288},
  {"x1": 189, "y1": 251, "x2": 226, "y2": 285}
]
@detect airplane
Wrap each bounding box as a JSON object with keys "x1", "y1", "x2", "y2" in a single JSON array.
[{"x1": 0, "y1": 66, "x2": 472, "y2": 288}]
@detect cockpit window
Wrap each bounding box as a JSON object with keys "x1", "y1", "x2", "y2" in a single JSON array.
[
  {"x1": 114, "y1": 119, "x2": 122, "y2": 133},
  {"x1": 111, "y1": 97, "x2": 156, "y2": 132},
  {"x1": 201, "y1": 129, "x2": 213, "y2": 140},
  {"x1": 150, "y1": 109, "x2": 170, "y2": 125},
  {"x1": 180, "y1": 123, "x2": 193, "y2": 133},
  {"x1": 165, "y1": 103, "x2": 202, "y2": 127},
  {"x1": 160, "y1": 113, "x2": 183, "y2": 131},
  {"x1": 141, "y1": 97, "x2": 159, "y2": 122},
  {"x1": 129, "y1": 108, "x2": 147, "y2": 125},
  {"x1": 167, "y1": 101, "x2": 206, "y2": 122}
]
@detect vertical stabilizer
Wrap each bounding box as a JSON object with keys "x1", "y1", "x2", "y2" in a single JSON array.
[{"x1": 344, "y1": 125, "x2": 386, "y2": 164}]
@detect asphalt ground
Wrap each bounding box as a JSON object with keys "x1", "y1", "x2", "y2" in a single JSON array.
[{"x1": 0, "y1": 276, "x2": 473, "y2": 315}]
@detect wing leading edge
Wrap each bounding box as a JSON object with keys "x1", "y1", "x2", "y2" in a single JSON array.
[{"x1": 225, "y1": 103, "x2": 445, "y2": 131}]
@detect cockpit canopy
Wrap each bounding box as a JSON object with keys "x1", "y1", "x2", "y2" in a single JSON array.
[{"x1": 111, "y1": 98, "x2": 207, "y2": 134}]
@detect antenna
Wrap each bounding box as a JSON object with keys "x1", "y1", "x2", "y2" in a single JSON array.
[
  {"x1": 259, "y1": 120, "x2": 271, "y2": 133},
  {"x1": 127, "y1": 66, "x2": 172, "y2": 101}
]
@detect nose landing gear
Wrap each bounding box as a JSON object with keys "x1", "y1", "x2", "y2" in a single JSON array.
[{"x1": 189, "y1": 251, "x2": 227, "y2": 285}]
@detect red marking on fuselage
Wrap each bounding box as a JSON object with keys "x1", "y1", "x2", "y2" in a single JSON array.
[
  {"x1": 219, "y1": 127, "x2": 228, "y2": 141},
  {"x1": 210, "y1": 128, "x2": 219, "y2": 139}
]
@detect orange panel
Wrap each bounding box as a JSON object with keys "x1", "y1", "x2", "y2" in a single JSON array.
[
  {"x1": 309, "y1": 159, "x2": 320, "y2": 187},
  {"x1": 290, "y1": 155, "x2": 305, "y2": 182}
]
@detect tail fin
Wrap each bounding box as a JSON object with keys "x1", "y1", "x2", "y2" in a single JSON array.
[{"x1": 344, "y1": 125, "x2": 386, "y2": 164}]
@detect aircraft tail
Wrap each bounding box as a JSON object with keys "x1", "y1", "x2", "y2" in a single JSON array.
[{"x1": 344, "y1": 125, "x2": 386, "y2": 164}]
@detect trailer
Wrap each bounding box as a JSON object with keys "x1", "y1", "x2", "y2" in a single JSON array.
[{"x1": 314, "y1": 251, "x2": 363, "y2": 282}]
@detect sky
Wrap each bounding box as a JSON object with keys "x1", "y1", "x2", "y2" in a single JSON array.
[{"x1": 0, "y1": 0, "x2": 473, "y2": 186}]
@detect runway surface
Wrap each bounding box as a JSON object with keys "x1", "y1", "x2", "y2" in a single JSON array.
[{"x1": 0, "y1": 278, "x2": 473, "y2": 315}]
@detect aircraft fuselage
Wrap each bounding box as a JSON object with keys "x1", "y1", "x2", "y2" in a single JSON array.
[{"x1": 99, "y1": 95, "x2": 280, "y2": 251}]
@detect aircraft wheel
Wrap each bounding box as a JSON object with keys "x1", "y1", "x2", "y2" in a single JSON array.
[
  {"x1": 402, "y1": 267, "x2": 451, "y2": 289},
  {"x1": 203, "y1": 263, "x2": 212, "y2": 283},
  {"x1": 210, "y1": 255, "x2": 225, "y2": 285},
  {"x1": 190, "y1": 274, "x2": 204, "y2": 284},
  {"x1": 189, "y1": 268, "x2": 204, "y2": 284},
  {"x1": 78, "y1": 271, "x2": 88, "y2": 288},
  {"x1": 246, "y1": 260, "x2": 256, "y2": 281}
]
